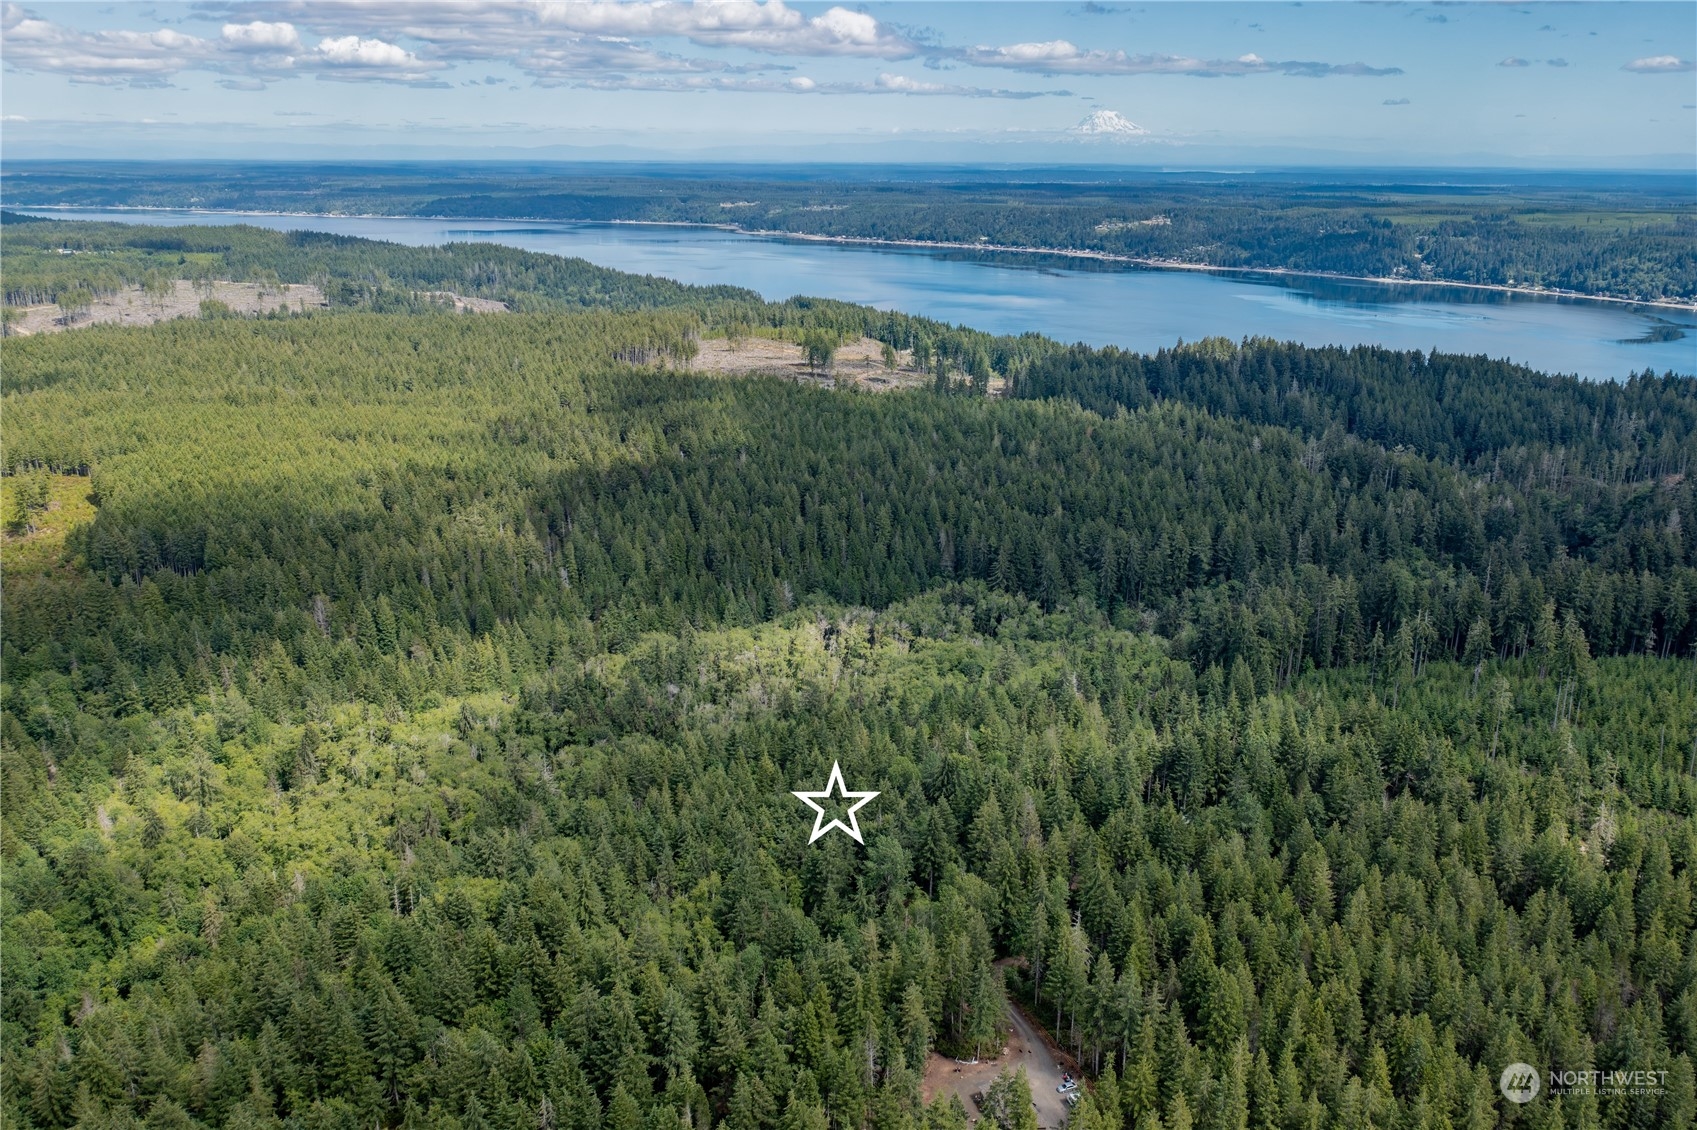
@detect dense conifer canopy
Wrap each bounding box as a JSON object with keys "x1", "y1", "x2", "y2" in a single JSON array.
[{"x1": 3, "y1": 219, "x2": 1694, "y2": 1130}]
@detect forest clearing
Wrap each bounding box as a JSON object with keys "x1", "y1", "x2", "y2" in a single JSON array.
[
  {"x1": 921, "y1": 997, "x2": 1075, "y2": 1130},
  {"x1": 687, "y1": 334, "x2": 937, "y2": 390},
  {"x1": 4, "y1": 278, "x2": 325, "y2": 335},
  {"x1": 3, "y1": 279, "x2": 507, "y2": 336}
]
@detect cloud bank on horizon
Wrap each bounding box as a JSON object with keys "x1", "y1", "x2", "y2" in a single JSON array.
[{"x1": 0, "y1": 0, "x2": 1691, "y2": 164}]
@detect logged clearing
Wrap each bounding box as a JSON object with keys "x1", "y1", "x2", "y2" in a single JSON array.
[
  {"x1": 418, "y1": 290, "x2": 510, "y2": 314},
  {"x1": 688, "y1": 335, "x2": 995, "y2": 393},
  {"x1": 4, "y1": 280, "x2": 506, "y2": 336},
  {"x1": 7, "y1": 279, "x2": 326, "y2": 335}
]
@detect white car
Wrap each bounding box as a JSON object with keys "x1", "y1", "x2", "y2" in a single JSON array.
[{"x1": 1057, "y1": 1081, "x2": 1078, "y2": 1094}]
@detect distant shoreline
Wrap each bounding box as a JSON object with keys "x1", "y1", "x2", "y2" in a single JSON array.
[
  {"x1": 15, "y1": 203, "x2": 1697, "y2": 314},
  {"x1": 729, "y1": 227, "x2": 1697, "y2": 314}
]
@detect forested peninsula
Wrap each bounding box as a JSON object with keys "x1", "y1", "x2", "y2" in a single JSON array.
[{"x1": 3, "y1": 214, "x2": 1696, "y2": 1130}]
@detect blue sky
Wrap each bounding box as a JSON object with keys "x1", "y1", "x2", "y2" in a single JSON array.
[{"x1": 2, "y1": 1, "x2": 1693, "y2": 165}]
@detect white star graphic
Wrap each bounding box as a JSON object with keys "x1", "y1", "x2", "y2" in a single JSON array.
[{"x1": 791, "y1": 761, "x2": 880, "y2": 844}]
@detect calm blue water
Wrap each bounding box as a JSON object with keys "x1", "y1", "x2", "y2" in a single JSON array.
[{"x1": 22, "y1": 207, "x2": 1696, "y2": 381}]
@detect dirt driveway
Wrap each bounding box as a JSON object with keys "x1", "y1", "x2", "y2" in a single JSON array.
[{"x1": 922, "y1": 998, "x2": 1074, "y2": 1129}]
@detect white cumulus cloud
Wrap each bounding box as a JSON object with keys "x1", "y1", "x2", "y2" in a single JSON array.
[
  {"x1": 221, "y1": 21, "x2": 300, "y2": 51},
  {"x1": 308, "y1": 34, "x2": 447, "y2": 83},
  {"x1": 314, "y1": 35, "x2": 418, "y2": 68},
  {"x1": 551, "y1": 1, "x2": 914, "y2": 57},
  {"x1": 0, "y1": 4, "x2": 222, "y2": 85},
  {"x1": 0, "y1": 3, "x2": 444, "y2": 85},
  {"x1": 1623, "y1": 55, "x2": 1694, "y2": 73},
  {"x1": 875, "y1": 72, "x2": 945, "y2": 93},
  {"x1": 211, "y1": 0, "x2": 920, "y2": 62},
  {"x1": 6, "y1": 0, "x2": 1404, "y2": 94}
]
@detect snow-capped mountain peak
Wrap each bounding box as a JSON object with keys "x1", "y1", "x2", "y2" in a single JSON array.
[{"x1": 1072, "y1": 109, "x2": 1148, "y2": 137}]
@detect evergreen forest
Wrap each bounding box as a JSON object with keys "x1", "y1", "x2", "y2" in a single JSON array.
[{"x1": 3, "y1": 217, "x2": 1696, "y2": 1130}]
